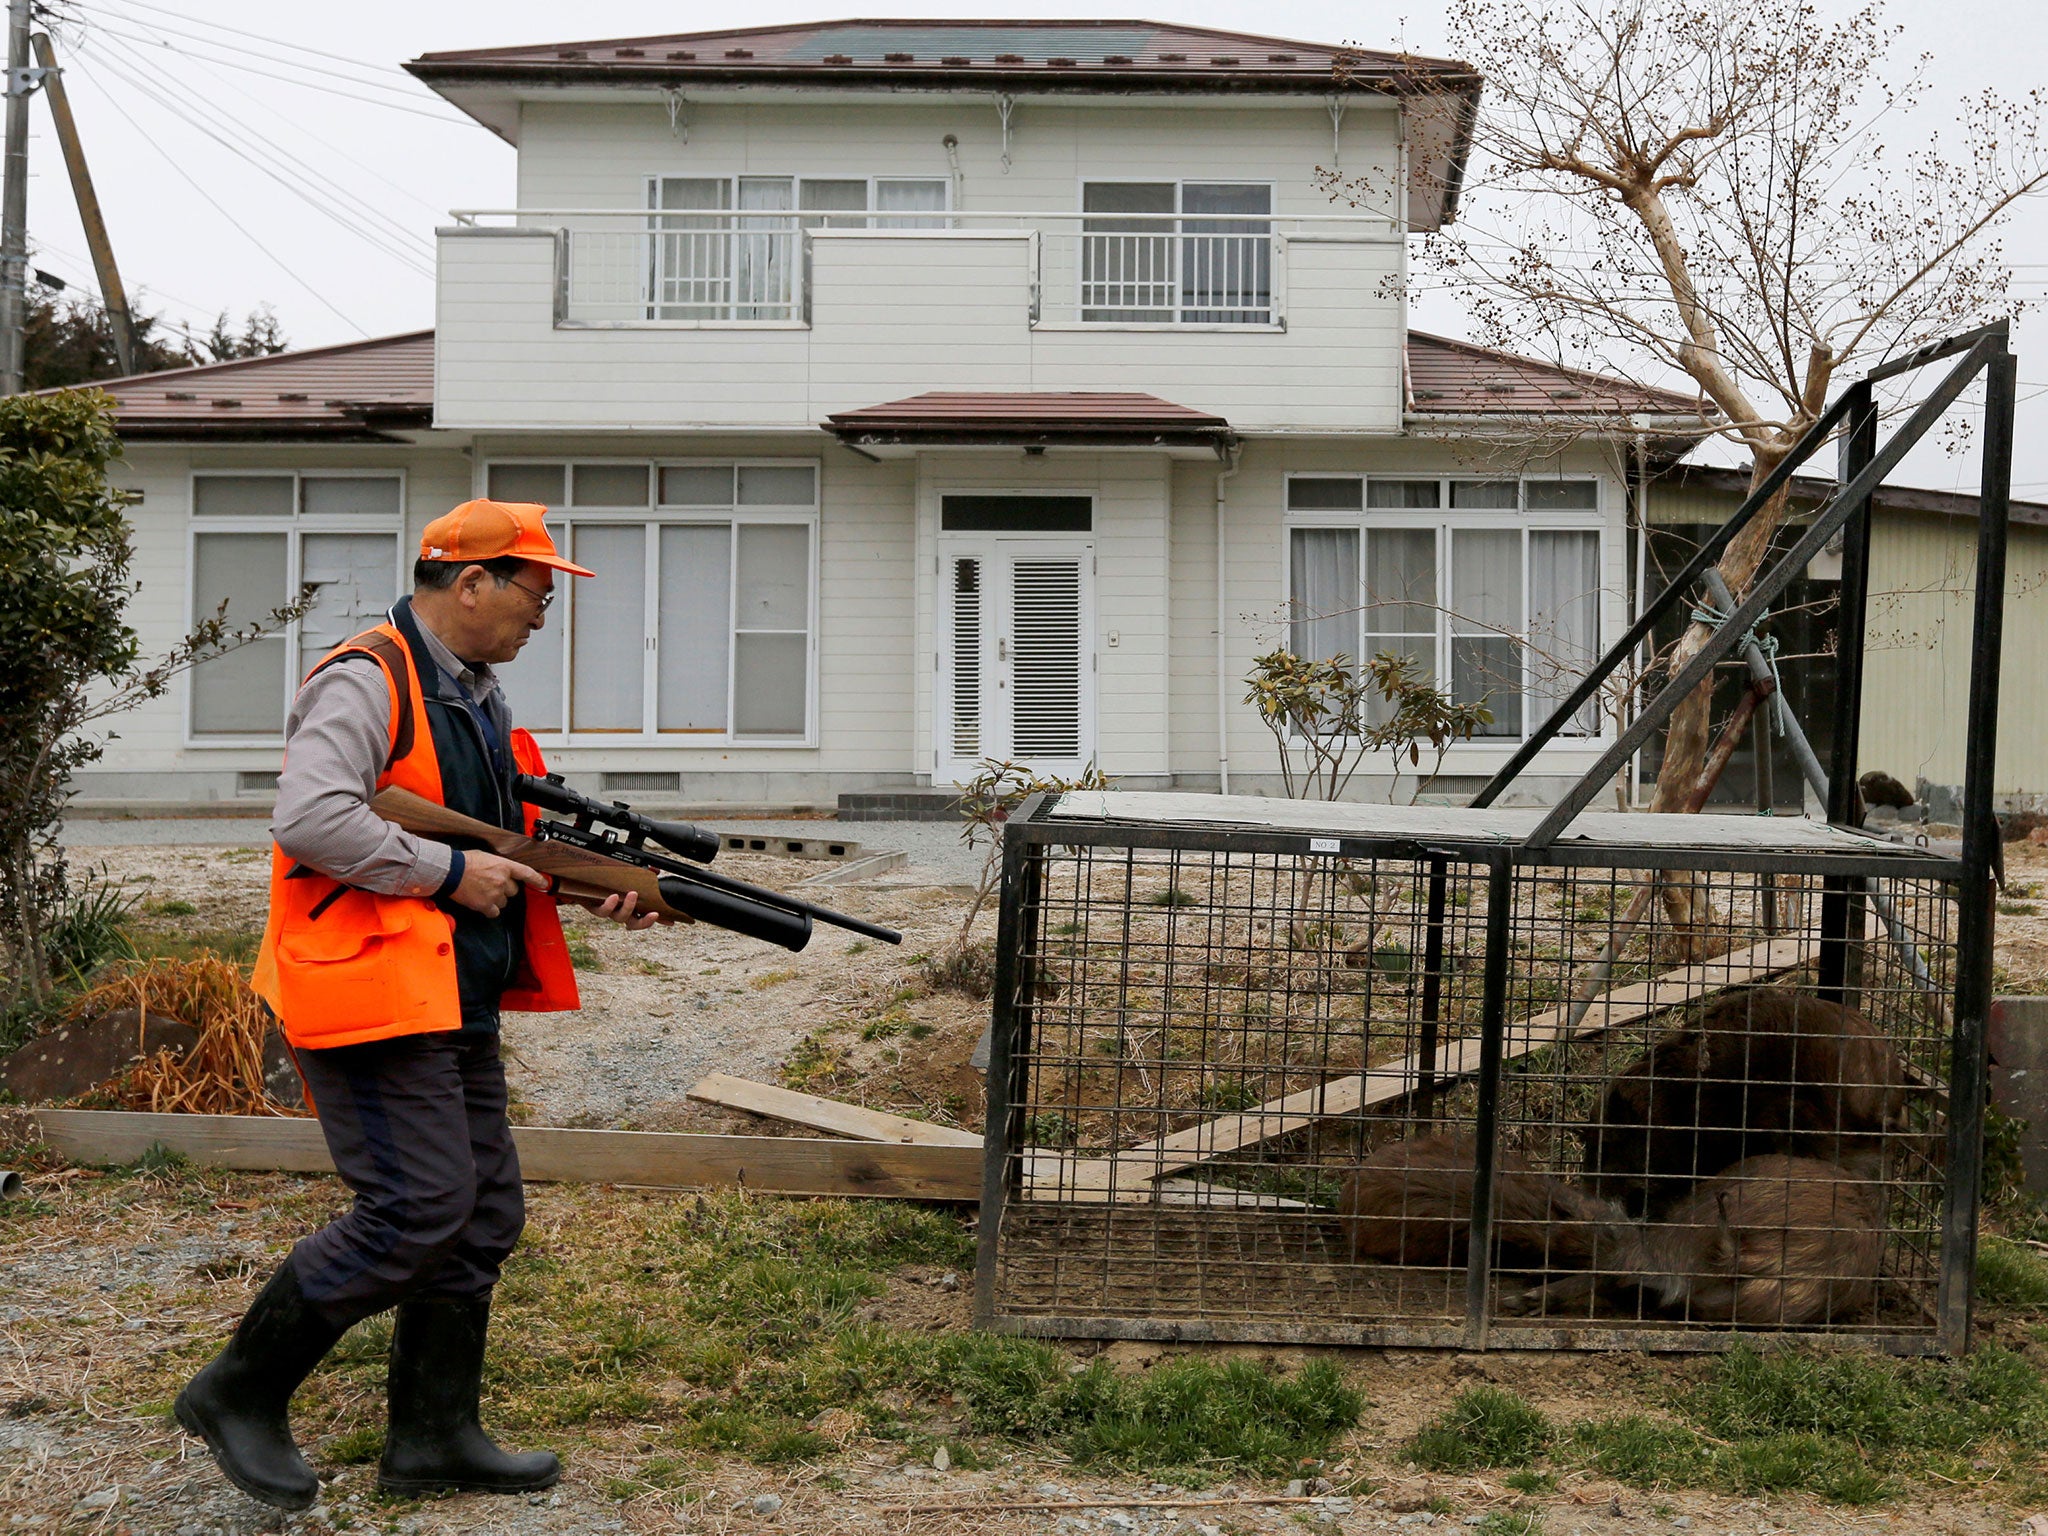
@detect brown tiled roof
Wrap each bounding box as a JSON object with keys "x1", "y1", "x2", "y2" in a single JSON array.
[
  {"x1": 79, "y1": 329, "x2": 1709, "y2": 443},
  {"x1": 409, "y1": 19, "x2": 1472, "y2": 91},
  {"x1": 67, "y1": 331, "x2": 435, "y2": 440},
  {"x1": 826, "y1": 390, "x2": 1234, "y2": 449},
  {"x1": 1406, "y1": 331, "x2": 1706, "y2": 420}
]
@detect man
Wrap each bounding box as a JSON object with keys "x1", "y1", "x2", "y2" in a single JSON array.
[{"x1": 175, "y1": 500, "x2": 657, "y2": 1512}]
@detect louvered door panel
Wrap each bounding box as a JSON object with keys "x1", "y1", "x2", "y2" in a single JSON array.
[
  {"x1": 1008, "y1": 556, "x2": 1085, "y2": 758},
  {"x1": 949, "y1": 555, "x2": 983, "y2": 757}
]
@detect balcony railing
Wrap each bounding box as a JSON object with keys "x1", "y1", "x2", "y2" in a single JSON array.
[{"x1": 448, "y1": 209, "x2": 1399, "y2": 329}]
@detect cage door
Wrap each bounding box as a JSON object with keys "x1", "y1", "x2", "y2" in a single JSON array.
[{"x1": 937, "y1": 539, "x2": 1095, "y2": 783}]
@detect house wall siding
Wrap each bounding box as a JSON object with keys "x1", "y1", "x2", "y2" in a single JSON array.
[
  {"x1": 1859, "y1": 511, "x2": 2048, "y2": 799},
  {"x1": 510, "y1": 98, "x2": 1404, "y2": 222},
  {"x1": 432, "y1": 96, "x2": 1405, "y2": 433}
]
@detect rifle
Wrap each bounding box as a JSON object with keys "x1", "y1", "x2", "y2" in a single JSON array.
[{"x1": 368, "y1": 777, "x2": 900, "y2": 952}]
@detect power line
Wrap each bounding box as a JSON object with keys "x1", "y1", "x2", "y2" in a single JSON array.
[
  {"x1": 86, "y1": 13, "x2": 474, "y2": 126},
  {"x1": 90, "y1": 31, "x2": 435, "y2": 269},
  {"x1": 83, "y1": 34, "x2": 435, "y2": 277},
  {"x1": 67, "y1": 51, "x2": 369, "y2": 336},
  {"x1": 85, "y1": 21, "x2": 448, "y2": 220},
  {"x1": 97, "y1": 0, "x2": 431, "y2": 80}
]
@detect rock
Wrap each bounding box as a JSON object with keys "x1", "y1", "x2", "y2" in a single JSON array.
[
  {"x1": 1671, "y1": 1518, "x2": 1693, "y2": 1529},
  {"x1": 1286, "y1": 1479, "x2": 1307, "y2": 1498},
  {"x1": 932, "y1": 1445, "x2": 950, "y2": 1472},
  {"x1": 75, "y1": 1487, "x2": 119, "y2": 1510},
  {"x1": 937, "y1": 1270, "x2": 960, "y2": 1292},
  {"x1": 2003, "y1": 810, "x2": 2048, "y2": 844},
  {"x1": 0, "y1": 1009, "x2": 195, "y2": 1104},
  {"x1": 750, "y1": 1493, "x2": 782, "y2": 1515},
  {"x1": 1105, "y1": 1515, "x2": 1137, "y2": 1532},
  {"x1": 261, "y1": 1027, "x2": 304, "y2": 1110}
]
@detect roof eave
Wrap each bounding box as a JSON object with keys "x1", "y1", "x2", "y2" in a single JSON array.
[
  {"x1": 402, "y1": 59, "x2": 1462, "y2": 97},
  {"x1": 111, "y1": 419, "x2": 422, "y2": 443}
]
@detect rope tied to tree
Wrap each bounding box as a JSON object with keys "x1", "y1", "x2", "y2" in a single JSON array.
[{"x1": 1688, "y1": 598, "x2": 1785, "y2": 736}]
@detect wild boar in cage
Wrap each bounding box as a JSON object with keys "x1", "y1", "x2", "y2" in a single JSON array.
[
  {"x1": 1581, "y1": 988, "x2": 1912, "y2": 1219},
  {"x1": 975, "y1": 790, "x2": 1980, "y2": 1355}
]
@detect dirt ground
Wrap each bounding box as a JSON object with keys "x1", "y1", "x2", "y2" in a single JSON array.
[{"x1": 7, "y1": 835, "x2": 2048, "y2": 1534}]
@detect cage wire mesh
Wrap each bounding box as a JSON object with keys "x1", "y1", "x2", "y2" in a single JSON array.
[{"x1": 976, "y1": 795, "x2": 1969, "y2": 1353}]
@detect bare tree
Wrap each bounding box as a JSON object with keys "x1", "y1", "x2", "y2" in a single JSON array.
[{"x1": 1328, "y1": 0, "x2": 2047, "y2": 879}]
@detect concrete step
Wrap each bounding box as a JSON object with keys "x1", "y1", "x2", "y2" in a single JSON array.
[{"x1": 837, "y1": 789, "x2": 966, "y2": 823}]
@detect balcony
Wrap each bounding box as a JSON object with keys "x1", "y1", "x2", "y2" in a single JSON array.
[{"x1": 434, "y1": 209, "x2": 1406, "y2": 432}]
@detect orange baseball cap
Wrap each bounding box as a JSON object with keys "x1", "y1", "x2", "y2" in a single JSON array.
[{"x1": 418, "y1": 499, "x2": 595, "y2": 577}]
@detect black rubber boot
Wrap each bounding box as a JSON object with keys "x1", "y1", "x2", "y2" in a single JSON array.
[
  {"x1": 174, "y1": 1260, "x2": 350, "y2": 1513},
  {"x1": 377, "y1": 1293, "x2": 560, "y2": 1497}
]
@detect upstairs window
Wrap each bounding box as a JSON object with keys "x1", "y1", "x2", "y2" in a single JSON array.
[
  {"x1": 487, "y1": 460, "x2": 818, "y2": 744},
  {"x1": 1285, "y1": 476, "x2": 1604, "y2": 740},
  {"x1": 1080, "y1": 181, "x2": 1273, "y2": 324},
  {"x1": 187, "y1": 473, "x2": 405, "y2": 741},
  {"x1": 647, "y1": 175, "x2": 950, "y2": 321}
]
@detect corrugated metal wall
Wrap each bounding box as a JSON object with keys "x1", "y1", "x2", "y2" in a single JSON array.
[{"x1": 1644, "y1": 481, "x2": 2046, "y2": 799}]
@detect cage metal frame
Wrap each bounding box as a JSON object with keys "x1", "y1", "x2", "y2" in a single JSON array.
[{"x1": 974, "y1": 323, "x2": 2017, "y2": 1355}]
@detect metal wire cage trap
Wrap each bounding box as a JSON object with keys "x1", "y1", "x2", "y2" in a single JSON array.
[{"x1": 973, "y1": 324, "x2": 2018, "y2": 1356}]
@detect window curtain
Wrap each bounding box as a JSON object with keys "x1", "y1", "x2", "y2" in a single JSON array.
[
  {"x1": 1289, "y1": 527, "x2": 1360, "y2": 666},
  {"x1": 1528, "y1": 530, "x2": 1601, "y2": 735},
  {"x1": 1450, "y1": 528, "x2": 1522, "y2": 736}
]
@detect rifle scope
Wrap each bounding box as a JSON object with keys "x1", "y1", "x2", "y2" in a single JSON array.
[{"x1": 513, "y1": 773, "x2": 722, "y2": 864}]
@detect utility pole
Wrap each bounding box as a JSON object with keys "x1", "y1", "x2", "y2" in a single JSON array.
[
  {"x1": 0, "y1": 0, "x2": 34, "y2": 395},
  {"x1": 32, "y1": 33, "x2": 133, "y2": 375}
]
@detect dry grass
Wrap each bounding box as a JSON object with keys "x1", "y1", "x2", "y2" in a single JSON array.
[{"x1": 66, "y1": 955, "x2": 304, "y2": 1117}]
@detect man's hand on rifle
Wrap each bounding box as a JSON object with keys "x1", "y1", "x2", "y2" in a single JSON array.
[
  {"x1": 452, "y1": 852, "x2": 548, "y2": 917},
  {"x1": 594, "y1": 891, "x2": 662, "y2": 931}
]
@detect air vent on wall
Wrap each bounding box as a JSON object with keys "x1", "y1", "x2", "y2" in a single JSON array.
[
  {"x1": 1103, "y1": 54, "x2": 1133, "y2": 65},
  {"x1": 942, "y1": 55, "x2": 971, "y2": 65},
  {"x1": 725, "y1": 48, "x2": 753, "y2": 59},
  {"x1": 602, "y1": 772, "x2": 681, "y2": 794},
  {"x1": 822, "y1": 53, "x2": 851, "y2": 63}
]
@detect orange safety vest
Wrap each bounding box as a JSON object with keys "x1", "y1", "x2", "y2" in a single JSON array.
[{"x1": 252, "y1": 621, "x2": 579, "y2": 1050}]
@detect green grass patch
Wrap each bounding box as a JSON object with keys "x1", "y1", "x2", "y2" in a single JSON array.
[
  {"x1": 1407, "y1": 1386, "x2": 1550, "y2": 1471},
  {"x1": 1145, "y1": 887, "x2": 1198, "y2": 908},
  {"x1": 1554, "y1": 1344, "x2": 2048, "y2": 1504},
  {"x1": 566, "y1": 939, "x2": 602, "y2": 970},
  {"x1": 469, "y1": 1190, "x2": 1355, "y2": 1478},
  {"x1": 1978, "y1": 1236, "x2": 2048, "y2": 1307}
]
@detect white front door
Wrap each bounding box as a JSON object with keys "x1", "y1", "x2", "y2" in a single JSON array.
[{"x1": 937, "y1": 538, "x2": 1095, "y2": 784}]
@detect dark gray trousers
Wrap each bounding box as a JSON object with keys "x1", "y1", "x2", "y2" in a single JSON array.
[{"x1": 286, "y1": 1030, "x2": 524, "y2": 1326}]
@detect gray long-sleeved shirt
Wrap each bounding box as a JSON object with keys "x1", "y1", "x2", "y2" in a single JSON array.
[{"x1": 269, "y1": 606, "x2": 504, "y2": 897}]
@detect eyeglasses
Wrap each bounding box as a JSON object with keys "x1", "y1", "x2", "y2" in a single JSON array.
[{"x1": 503, "y1": 575, "x2": 556, "y2": 613}]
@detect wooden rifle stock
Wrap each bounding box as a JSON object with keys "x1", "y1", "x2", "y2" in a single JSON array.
[{"x1": 370, "y1": 786, "x2": 693, "y2": 924}]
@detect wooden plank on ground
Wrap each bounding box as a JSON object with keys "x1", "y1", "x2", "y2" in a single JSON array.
[
  {"x1": 687, "y1": 1073, "x2": 981, "y2": 1147},
  {"x1": 1114, "y1": 936, "x2": 1811, "y2": 1179},
  {"x1": 29, "y1": 1111, "x2": 983, "y2": 1202}
]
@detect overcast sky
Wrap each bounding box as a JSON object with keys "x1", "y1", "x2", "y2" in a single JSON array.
[{"x1": 24, "y1": 0, "x2": 2048, "y2": 497}]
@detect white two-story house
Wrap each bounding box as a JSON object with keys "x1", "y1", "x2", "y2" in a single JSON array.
[{"x1": 77, "y1": 19, "x2": 1705, "y2": 813}]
